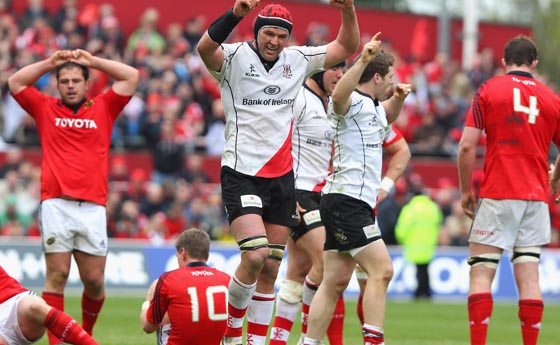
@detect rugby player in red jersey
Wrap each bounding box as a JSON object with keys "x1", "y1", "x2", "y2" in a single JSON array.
[
  {"x1": 140, "y1": 228, "x2": 231, "y2": 345},
  {"x1": 458, "y1": 35, "x2": 560, "y2": 345},
  {"x1": 8, "y1": 49, "x2": 138, "y2": 344},
  {"x1": 0, "y1": 265, "x2": 99, "y2": 345}
]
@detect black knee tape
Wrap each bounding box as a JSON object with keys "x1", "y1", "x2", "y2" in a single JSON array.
[
  {"x1": 467, "y1": 253, "x2": 501, "y2": 268},
  {"x1": 238, "y1": 235, "x2": 268, "y2": 252},
  {"x1": 268, "y1": 244, "x2": 285, "y2": 261}
]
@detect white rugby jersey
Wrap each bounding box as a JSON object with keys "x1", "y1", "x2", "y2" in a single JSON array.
[
  {"x1": 292, "y1": 84, "x2": 333, "y2": 192},
  {"x1": 210, "y1": 42, "x2": 327, "y2": 177},
  {"x1": 323, "y1": 89, "x2": 389, "y2": 209}
]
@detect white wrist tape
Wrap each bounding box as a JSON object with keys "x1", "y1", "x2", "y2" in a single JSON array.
[
  {"x1": 141, "y1": 301, "x2": 150, "y2": 311},
  {"x1": 380, "y1": 177, "x2": 395, "y2": 193}
]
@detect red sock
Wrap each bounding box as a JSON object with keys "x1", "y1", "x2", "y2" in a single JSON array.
[
  {"x1": 43, "y1": 292, "x2": 64, "y2": 345},
  {"x1": 518, "y1": 299, "x2": 543, "y2": 345},
  {"x1": 362, "y1": 324, "x2": 384, "y2": 344},
  {"x1": 301, "y1": 279, "x2": 319, "y2": 335},
  {"x1": 327, "y1": 295, "x2": 345, "y2": 345},
  {"x1": 81, "y1": 293, "x2": 104, "y2": 335},
  {"x1": 269, "y1": 316, "x2": 294, "y2": 345},
  {"x1": 246, "y1": 293, "x2": 275, "y2": 344},
  {"x1": 44, "y1": 308, "x2": 99, "y2": 345},
  {"x1": 301, "y1": 302, "x2": 310, "y2": 336},
  {"x1": 468, "y1": 293, "x2": 493, "y2": 345},
  {"x1": 357, "y1": 293, "x2": 364, "y2": 325},
  {"x1": 224, "y1": 302, "x2": 246, "y2": 338}
]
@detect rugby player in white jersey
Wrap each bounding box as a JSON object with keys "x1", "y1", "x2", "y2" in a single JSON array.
[
  {"x1": 269, "y1": 62, "x2": 346, "y2": 345},
  {"x1": 302, "y1": 33, "x2": 412, "y2": 345},
  {"x1": 355, "y1": 126, "x2": 411, "y2": 326},
  {"x1": 196, "y1": 1, "x2": 359, "y2": 344}
]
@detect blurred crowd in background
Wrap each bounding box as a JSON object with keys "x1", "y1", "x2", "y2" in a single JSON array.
[{"x1": 1, "y1": 0, "x2": 559, "y2": 247}]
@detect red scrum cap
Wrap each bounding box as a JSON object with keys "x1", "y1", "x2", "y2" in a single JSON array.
[{"x1": 254, "y1": 3, "x2": 293, "y2": 40}]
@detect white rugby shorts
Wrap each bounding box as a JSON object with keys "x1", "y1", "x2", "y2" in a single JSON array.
[
  {"x1": 39, "y1": 198, "x2": 108, "y2": 256},
  {"x1": 469, "y1": 198, "x2": 551, "y2": 251},
  {"x1": 0, "y1": 291, "x2": 36, "y2": 345}
]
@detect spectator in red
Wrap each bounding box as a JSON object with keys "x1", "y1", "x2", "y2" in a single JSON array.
[
  {"x1": 125, "y1": 168, "x2": 149, "y2": 202},
  {"x1": 164, "y1": 201, "x2": 187, "y2": 239}
]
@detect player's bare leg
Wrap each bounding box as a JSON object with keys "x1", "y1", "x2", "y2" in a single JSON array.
[
  {"x1": 514, "y1": 251, "x2": 543, "y2": 345},
  {"x1": 467, "y1": 242, "x2": 501, "y2": 345},
  {"x1": 74, "y1": 251, "x2": 106, "y2": 335},
  {"x1": 354, "y1": 241, "x2": 393, "y2": 344},
  {"x1": 43, "y1": 252, "x2": 72, "y2": 345},
  {"x1": 303, "y1": 251, "x2": 354, "y2": 344},
  {"x1": 223, "y1": 214, "x2": 269, "y2": 345},
  {"x1": 246, "y1": 222, "x2": 290, "y2": 345},
  {"x1": 18, "y1": 295, "x2": 99, "y2": 345}
]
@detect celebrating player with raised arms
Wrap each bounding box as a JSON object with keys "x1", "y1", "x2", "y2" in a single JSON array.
[
  {"x1": 197, "y1": 1, "x2": 359, "y2": 344},
  {"x1": 303, "y1": 32, "x2": 412, "y2": 345}
]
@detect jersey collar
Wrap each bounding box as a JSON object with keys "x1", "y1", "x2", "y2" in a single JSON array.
[
  {"x1": 248, "y1": 41, "x2": 279, "y2": 72},
  {"x1": 507, "y1": 70, "x2": 533, "y2": 79},
  {"x1": 61, "y1": 98, "x2": 87, "y2": 114},
  {"x1": 186, "y1": 261, "x2": 208, "y2": 267},
  {"x1": 355, "y1": 88, "x2": 380, "y2": 106}
]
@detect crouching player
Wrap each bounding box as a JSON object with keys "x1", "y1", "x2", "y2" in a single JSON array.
[{"x1": 0, "y1": 265, "x2": 100, "y2": 345}]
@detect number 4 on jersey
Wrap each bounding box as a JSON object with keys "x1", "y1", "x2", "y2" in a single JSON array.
[{"x1": 513, "y1": 87, "x2": 539, "y2": 124}]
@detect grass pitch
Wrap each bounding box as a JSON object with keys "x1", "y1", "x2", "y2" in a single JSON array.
[{"x1": 35, "y1": 294, "x2": 560, "y2": 345}]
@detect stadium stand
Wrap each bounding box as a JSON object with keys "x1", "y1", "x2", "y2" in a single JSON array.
[{"x1": 1, "y1": 0, "x2": 559, "y2": 247}]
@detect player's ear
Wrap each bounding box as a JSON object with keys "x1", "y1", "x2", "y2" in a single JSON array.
[{"x1": 179, "y1": 247, "x2": 189, "y2": 262}]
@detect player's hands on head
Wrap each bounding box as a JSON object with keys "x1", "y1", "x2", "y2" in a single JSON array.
[
  {"x1": 329, "y1": 0, "x2": 355, "y2": 11},
  {"x1": 50, "y1": 50, "x2": 74, "y2": 66},
  {"x1": 233, "y1": 0, "x2": 260, "y2": 17},
  {"x1": 393, "y1": 83, "x2": 412, "y2": 100},
  {"x1": 360, "y1": 32, "x2": 381, "y2": 63},
  {"x1": 70, "y1": 49, "x2": 94, "y2": 66}
]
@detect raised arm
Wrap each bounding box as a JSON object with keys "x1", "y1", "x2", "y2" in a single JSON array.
[
  {"x1": 71, "y1": 49, "x2": 138, "y2": 96},
  {"x1": 324, "y1": 0, "x2": 359, "y2": 68},
  {"x1": 457, "y1": 126, "x2": 482, "y2": 218},
  {"x1": 197, "y1": 0, "x2": 259, "y2": 72},
  {"x1": 8, "y1": 50, "x2": 74, "y2": 95},
  {"x1": 378, "y1": 136, "x2": 411, "y2": 203},
  {"x1": 331, "y1": 32, "x2": 381, "y2": 115},
  {"x1": 382, "y1": 82, "x2": 412, "y2": 123}
]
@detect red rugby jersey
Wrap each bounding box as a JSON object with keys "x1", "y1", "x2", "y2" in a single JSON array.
[
  {"x1": 0, "y1": 266, "x2": 28, "y2": 303},
  {"x1": 147, "y1": 263, "x2": 230, "y2": 345},
  {"x1": 465, "y1": 71, "x2": 560, "y2": 201},
  {"x1": 12, "y1": 86, "x2": 131, "y2": 205}
]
